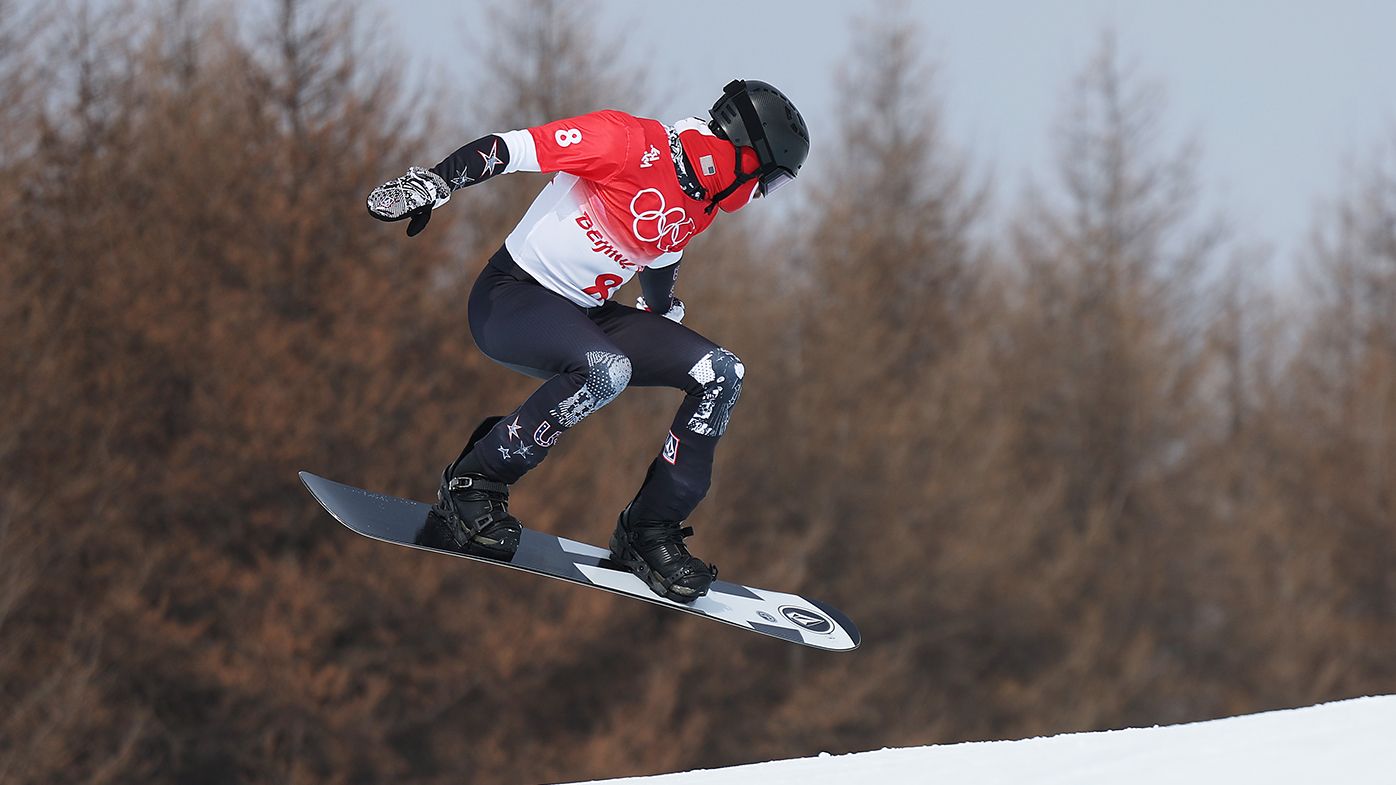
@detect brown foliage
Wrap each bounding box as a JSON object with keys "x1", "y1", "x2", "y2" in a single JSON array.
[{"x1": 3, "y1": 3, "x2": 1395, "y2": 784}]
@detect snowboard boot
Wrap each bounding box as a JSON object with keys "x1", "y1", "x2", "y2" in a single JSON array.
[
  {"x1": 419, "y1": 417, "x2": 522, "y2": 560},
  {"x1": 609, "y1": 503, "x2": 717, "y2": 603}
]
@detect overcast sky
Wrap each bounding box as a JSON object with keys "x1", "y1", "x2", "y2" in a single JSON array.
[{"x1": 367, "y1": 0, "x2": 1396, "y2": 275}]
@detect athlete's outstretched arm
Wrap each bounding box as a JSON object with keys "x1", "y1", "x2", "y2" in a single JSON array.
[
  {"x1": 367, "y1": 111, "x2": 634, "y2": 237},
  {"x1": 365, "y1": 130, "x2": 539, "y2": 236}
]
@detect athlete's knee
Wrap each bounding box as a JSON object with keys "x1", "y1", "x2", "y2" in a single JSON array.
[
  {"x1": 595, "y1": 351, "x2": 633, "y2": 397},
  {"x1": 685, "y1": 347, "x2": 744, "y2": 436},
  {"x1": 554, "y1": 351, "x2": 632, "y2": 427},
  {"x1": 696, "y1": 347, "x2": 743, "y2": 404},
  {"x1": 578, "y1": 351, "x2": 632, "y2": 409}
]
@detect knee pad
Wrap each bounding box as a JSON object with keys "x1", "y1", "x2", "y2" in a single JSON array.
[
  {"x1": 685, "y1": 348, "x2": 744, "y2": 437},
  {"x1": 552, "y1": 351, "x2": 632, "y2": 428}
]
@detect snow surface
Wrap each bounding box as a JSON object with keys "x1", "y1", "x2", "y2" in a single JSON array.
[{"x1": 560, "y1": 695, "x2": 1396, "y2": 784}]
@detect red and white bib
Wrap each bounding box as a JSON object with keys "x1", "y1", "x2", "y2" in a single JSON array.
[{"x1": 498, "y1": 110, "x2": 745, "y2": 307}]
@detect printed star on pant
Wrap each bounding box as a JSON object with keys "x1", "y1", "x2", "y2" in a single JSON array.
[
  {"x1": 497, "y1": 445, "x2": 513, "y2": 461},
  {"x1": 513, "y1": 444, "x2": 533, "y2": 459},
  {"x1": 505, "y1": 417, "x2": 523, "y2": 441}
]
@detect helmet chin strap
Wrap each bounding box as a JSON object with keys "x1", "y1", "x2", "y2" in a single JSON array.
[{"x1": 704, "y1": 157, "x2": 760, "y2": 214}]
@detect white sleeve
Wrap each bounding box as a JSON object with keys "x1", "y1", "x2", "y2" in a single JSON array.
[{"x1": 498, "y1": 129, "x2": 540, "y2": 173}]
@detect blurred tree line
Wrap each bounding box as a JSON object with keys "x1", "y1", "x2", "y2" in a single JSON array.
[{"x1": 2, "y1": 1, "x2": 1394, "y2": 783}]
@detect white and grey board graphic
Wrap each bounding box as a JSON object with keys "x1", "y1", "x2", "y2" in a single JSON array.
[{"x1": 300, "y1": 472, "x2": 859, "y2": 652}]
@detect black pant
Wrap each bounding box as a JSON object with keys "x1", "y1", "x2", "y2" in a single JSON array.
[{"x1": 464, "y1": 248, "x2": 744, "y2": 522}]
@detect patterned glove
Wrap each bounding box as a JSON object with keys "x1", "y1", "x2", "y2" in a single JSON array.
[
  {"x1": 366, "y1": 166, "x2": 451, "y2": 237},
  {"x1": 636, "y1": 295, "x2": 686, "y2": 324}
]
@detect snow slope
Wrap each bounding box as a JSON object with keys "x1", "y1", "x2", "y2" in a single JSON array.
[{"x1": 561, "y1": 695, "x2": 1396, "y2": 784}]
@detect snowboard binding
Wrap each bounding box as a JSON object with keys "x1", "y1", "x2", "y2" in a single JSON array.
[
  {"x1": 609, "y1": 504, "x2": 717, "y2": 603},
  {"x1": 423, "y1": 475, "x2": 521, "y2": 560},
  {"x1": 419, "y1": 417, "x2": 522, "y2": 560}
]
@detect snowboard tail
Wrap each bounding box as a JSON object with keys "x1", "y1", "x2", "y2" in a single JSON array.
[{"x1": 300, "y1": 472, "x2": 859, "y2": 652}]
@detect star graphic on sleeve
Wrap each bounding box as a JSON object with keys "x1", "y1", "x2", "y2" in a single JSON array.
[
  {"x1": 477, "y1": 139, "x2": 504, "y2": 176},
  {"x1": 513, "y1": 444, "x2": 533, "y2": 459},
  {"x1": 497, "y1": 445, "x2": 513, "y2": 461},
  {"x1": 505, "y1": 417, "x2": 523, "y2": 441},
  {"x1": 450, "y1": 169, "x2": 473, "y2": 189}
]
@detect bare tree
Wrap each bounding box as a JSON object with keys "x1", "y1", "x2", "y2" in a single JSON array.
[
  {"x1": 960, "y1": 30, "x2": 1236, "y2": 729},
  {"x1": 1267, "y1": 137, "x2": 1396, "y2": 696}
]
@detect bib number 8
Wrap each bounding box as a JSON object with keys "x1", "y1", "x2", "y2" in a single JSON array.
[{"x1": 555, "y1": 128, "x2": 583, "y2": 147}]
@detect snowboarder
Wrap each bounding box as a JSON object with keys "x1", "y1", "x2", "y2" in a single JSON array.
[{"x1": 365, "y1": 80, "x2": 809, "y2": 603}]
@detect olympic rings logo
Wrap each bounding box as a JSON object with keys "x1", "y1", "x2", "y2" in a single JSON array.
[{"x1": 630, "y1": 188, "x2": 695, "y2": 252}]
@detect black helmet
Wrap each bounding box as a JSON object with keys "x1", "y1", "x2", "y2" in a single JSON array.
[{"x1": 706, "y1": 79, "x2": 809, "y2": 210}]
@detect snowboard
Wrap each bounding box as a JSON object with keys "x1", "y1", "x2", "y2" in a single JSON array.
[{"x1": 300, "y1": 472, "x2": 860, "y2": 652}]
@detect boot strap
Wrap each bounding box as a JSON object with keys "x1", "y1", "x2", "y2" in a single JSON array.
[{"x1": 447, "y1": 475, "x2": 509, "y2": 496}]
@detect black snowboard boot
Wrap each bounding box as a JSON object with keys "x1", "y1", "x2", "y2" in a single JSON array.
[
  {"x1": 609, "y1": 503, "x2": 717, "y2": 603},
  {"x1": 419, "y1": 417, "x2": 522, "y2": 560}
]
